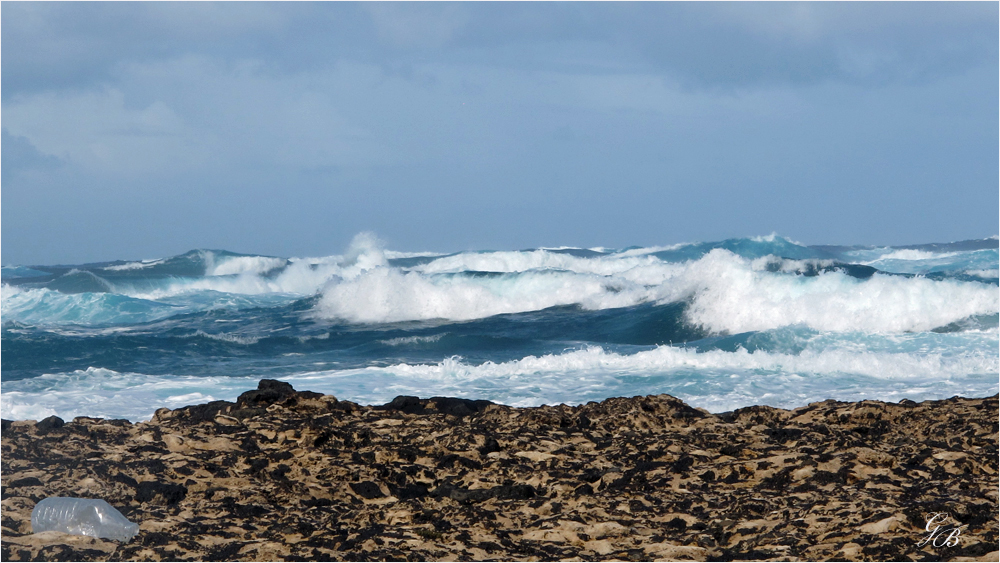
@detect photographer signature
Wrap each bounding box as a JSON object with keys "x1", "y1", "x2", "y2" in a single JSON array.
[{"x1": 917, "y1": 513, "x2": 965, "y2": 548}]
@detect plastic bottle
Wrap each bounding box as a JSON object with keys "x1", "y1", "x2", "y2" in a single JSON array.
[{"x1": 31, "y1": 497, "x2": 139, "y2": 542}]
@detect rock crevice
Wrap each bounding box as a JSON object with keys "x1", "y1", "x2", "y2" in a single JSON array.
[{"x1": 1, "y1": 384, "x2": 997, "y2": 561}]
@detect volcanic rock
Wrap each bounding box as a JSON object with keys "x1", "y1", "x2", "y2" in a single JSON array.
[{"x1": 1, "y1": 385, "x2": 997, "y2": 561}]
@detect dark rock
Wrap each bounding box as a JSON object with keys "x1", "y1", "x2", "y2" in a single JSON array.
[
  {"x1": 136, "y1": 480, "x2": 188, "y2": 504},
  {"x1": 761, "y1": 468, "x2": 793, "y2": 490},
  {"x1": 36, "y1": 415, "x2": 65, "y2": 432},
  {"x1": 432, "y1": 483, "x2": 537, "y2": 504},
  {"x1": 237, "y1": 379, "x2": 298, "y2": 409},
  {"x1": 271, "y1": 464, "x2": 292, "y2": 480},
  {"x1": 1, "y1": 391, "x2": 995, "y2": 562},
  {"x1": 767, "y1": 427, "x2": 804, "y2": 443},
  {"x1": 174, "y1": 400, "x2": 236, "y2": 423},
  {"x1": 671, "y1": 455, "x2": 694, "y2": 473},
  {"x1": 380, "y1": 395, "x2": 495, "y2": 417},
  {"x1": 436, "y1": 454, "x2": 482, "y2": 470},
  {"x1": 350, "y1": 481, "x2": 385, "y2": 499},
  {"x1": 301, "y1": 497, "x2": 334, "y2": 508},
  {"x1": 248, "y1": 459, "x2": 269, "y2": 474},
  {"x1": 478, "y1": 437, "x2": 502, "y2": 455},
  {"x1": 220, "y1": 498, "x2": 270, "y2": 518},
  {"x1": 140, "y1": 532, "x2": 174, "y2": 546},
  {"x1": 431, "y1": 397, "x2": 494, "y2": 416},
  {"x1": 666, "y1": 517, "x2": 688, "y2": 531},
  {"x1": 719, "y1": 444, "x2": 741, "y2": 456},
  {"x1": 381, "y1": 395, "x2": 424, "y2": 414}
]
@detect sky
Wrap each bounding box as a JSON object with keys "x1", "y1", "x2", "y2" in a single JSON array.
[{"x1": 2, "y1": 2, "x2": 998, "y2": 265}]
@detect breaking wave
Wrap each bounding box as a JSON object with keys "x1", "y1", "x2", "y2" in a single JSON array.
[{"x1": 3, "y1": 233, "x2": 996, "y2": 421}]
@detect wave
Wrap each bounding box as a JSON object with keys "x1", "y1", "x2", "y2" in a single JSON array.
[
  {"x1": 0, "y1": 367, "x2": 259, "y2": 422},
  {"x1": 379, "y1": 334, "x2": 446, "y2": 346},
  {"x1": 313, "y1": 249, "x2": 998, "y2": 332},
  {"x1": 356, "y1": 340, "x2": 998, "y2": 394},
  {"x1": 680, "y1": 251, "x2": 997, "y2": 334},
  {"x1": 966, "y1": 269, "x2": 999, "y2": 280},
  {"x1": 4, "y1": 235, "x2": 997, "y2": 334},
  {"x1": 4, "y1": 334, "x2": 995, "y2": 421},
  {"x1": 102, "y1": 259, "x2": 166, "y2": 271},
  {"x1": 205, "y1": 253, "x2": 288, "y2": 277},
  {"x1": 0, "y1": 283, "x2": 310, "y2": 327},
  {"x1": 1, "y1": 266, "x2": 52, "y2": 278},
  {"x1": 190, "y1": 330, "x2": 262, "y2": 346},
  {"x1": 1, "y1": 284, "x2": 182, "y2": 326}
]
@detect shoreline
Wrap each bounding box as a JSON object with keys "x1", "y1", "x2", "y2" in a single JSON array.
[{"x1": 2, "y1": 380, "x2": 997, "y2": 561}]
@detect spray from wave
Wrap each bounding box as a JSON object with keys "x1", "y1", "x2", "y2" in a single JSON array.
[{"x1": 2, "y1": 233, "x2": 996, "y2": 421}]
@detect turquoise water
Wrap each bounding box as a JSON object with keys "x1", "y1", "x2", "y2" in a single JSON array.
[{"x1": 3, "y1": 234, "x2": 997, "y2": 421}]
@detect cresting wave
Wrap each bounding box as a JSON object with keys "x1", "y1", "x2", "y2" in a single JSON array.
[
  {"x1": 4, "y1": 234, "x2": 998, "y2": 334},
  {"x1": 3, "y1": 233, "x2": 997, "y2": 422},
  {"x1": 314, "y1": 249, "x2": 998, "y2": 332}
]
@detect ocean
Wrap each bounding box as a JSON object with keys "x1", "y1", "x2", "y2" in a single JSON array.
[{"x1": 2, "y1": 233, "x2": 997, "y2": 423}]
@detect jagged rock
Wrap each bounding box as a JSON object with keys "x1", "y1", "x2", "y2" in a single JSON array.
[{"x1": 1, "y1": 382, "x2": 996, "y2": 561}]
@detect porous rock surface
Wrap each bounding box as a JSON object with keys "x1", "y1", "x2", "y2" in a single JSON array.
[{"x1": 1, "y1": 380, "x2": 997, "y2": 562}]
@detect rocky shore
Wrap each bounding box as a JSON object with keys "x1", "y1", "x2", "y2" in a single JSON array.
[{"x1": 2, "y1": 381, "x2": 997, "y2": 562}]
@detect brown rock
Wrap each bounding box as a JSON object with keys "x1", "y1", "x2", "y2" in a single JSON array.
[{"x1": 1, "y1": 385, "x2": 996, "y2": 561}]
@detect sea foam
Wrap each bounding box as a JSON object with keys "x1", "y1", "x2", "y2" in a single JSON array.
[
  {"x1": 313, "y1": 248, "x2": 998, "y2": 333},
  {"x1": 3, "y1": 332, "x2": 995, "y2": 422}
]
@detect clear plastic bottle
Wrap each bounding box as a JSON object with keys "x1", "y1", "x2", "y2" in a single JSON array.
[{"x1": 31, "y1": 497, "x2": 139, "y2": 542}]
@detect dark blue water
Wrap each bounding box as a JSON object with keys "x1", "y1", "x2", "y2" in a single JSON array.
[{"x1": 3, "y1": 234, "x2": 997, "y2": 421}]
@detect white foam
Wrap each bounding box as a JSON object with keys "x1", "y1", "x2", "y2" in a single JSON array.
[
  {"x1": 679, "y1": 250, "x2": 998, "y2": 334},
  {"x1": 384, "y1": 250, "x2": 447, "y2": 259},
  {"x1": 192, "y1": 330, "x2": 261, "y2": 345},
  {"x1": 413, "y1": 249, "x2": 665, "y2": 275},
  {"x1": 360, "y1": 341, "x2": 998, "y2": 385},
  {"x1": 341, "y1": 232, "x2": 389, "y2": 269},
  {"x1": 312, "y1": 248, "x2": 999, "y2": 333},
  {"x1": 208, "y1": 255, "x2": 287, "y2": 277},
  {"x1": 296, "y1": 333, "x2": 330, "y2": 343},
  {"x1": 751, "y1": 232, "x2": 804, "y2": 246},
  {"x1": 616, "y1": 243, "x2": 693, "y2": 258},
  {"x1": 103, "y1": 259, "x2": 165, "y2": 271},
  {"x1": 4, "y1": 335, "x2": 995, "y2": 421},
  {"x1": 10, "y1": 236, "x2": 999, "y2": 335},
  {"x1": 0, "y1": 368, "x2": 258, "y2": 422},
  {"x1": 750, "y1": 256, "x2": 838, "y2": 273},
  {"x1": 123, "y1": 234, "x2": 391, "y2": 300},
  {"x1": 313, "y1": 266, "x2": 657, "y2": 323},
  {"x1": 868, "y1": 249, "x2": 952, "y2": 261},
  {"x1": 379, "y1": 334, "x2": 445, "y2": 346},
  {"x1": 966, "y1": 269, "x2": 1000, "y2": 279}
]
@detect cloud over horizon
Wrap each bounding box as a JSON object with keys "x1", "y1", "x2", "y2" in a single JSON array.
[{"x1": 2, "y1": 2, "x2": 997, "y2": 264}]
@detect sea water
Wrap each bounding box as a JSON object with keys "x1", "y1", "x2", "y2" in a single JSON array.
[{"x1": 2, "y1": 233, "x2": 997, "y2": 422}]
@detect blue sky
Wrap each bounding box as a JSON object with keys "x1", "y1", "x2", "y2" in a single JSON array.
[{"x1": 2, "y1": 2, "x2": 997, "y2": 265}]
